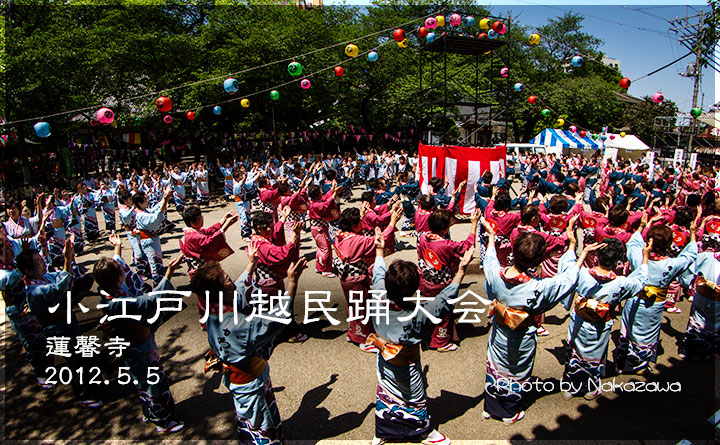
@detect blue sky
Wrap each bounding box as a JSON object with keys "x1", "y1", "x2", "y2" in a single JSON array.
[{"x1": 328, "y1": 1, "x2": 716, "y2": 112}]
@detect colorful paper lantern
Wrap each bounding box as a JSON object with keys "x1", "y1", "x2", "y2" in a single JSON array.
[
  {"x1": 223, "y1": 78, "x2": 239, "y2": 94},
  {"x1": 690, "y1": 107, "x2": 702, "y2": 118},
  {"x1": 571, "y1": 55, "x2": 584, "y2": 67},
  {"x1": 652, "y1": 92, "x2": 664, "y2": 104},
  {"x1": 288, "y1": 61, "x2": 303, "y2": 76},
  {"x1": 620, "y1": 131, "x2": 626, "y2": 138},
  {"x1": 513, "y1": 83, "x2": 523, "y2": 92},
  {"x1": 479, "y1": 18, "x2": 490, "y2": 30},
  {"x1": 541, "y1": 109, "x2": 551, "y2": 117},
  {"x1": 569, "y1": 125, "x2": 577, "y2": 133},
  {"x1": 619, "y1": 77, "x2": 631, "y2": 89},
  {"x1": 96, "y1": 107, "x2": 114, "y2": 125},
  {"x1": 449, "y1": 13, "x2": 461, "y2": 26},
  {"x1": 492, "y1": 21, "x2": 504, "y2": 33},
  {"x1": 579, "y1": 130, "x2": 587, "y2": 138},
  {"x1": 397, "y1": 38, "x2": 409, "y2": 48},
  {"x1": 163, "y1": 115, "x2": 173, "y2": 124},
  {"x1": 426, "y1": 32, "x2": 436, "y2": 43},
  {"x1": 488, "y1": 29, "x2": 498, "y2": 39},
  {"x1": 345, "y1": 44, "x2": 359, "y2": 58},
  {"x1": 609, "y1": 134, "x2": 615, "y2": 140},
  {"x1": 334, "y1": 66, "x2": 344, "y2": 77},
  {"x1": 368, "y1": 51, "x2": 378, "y2": 62},
  {"x1": 34, "y1": 121, "x2": 51, "y2": 138},
  {"x1": 528, "y1": 95, "x2": 537, "y2": 104},
  {"x1": 186, "y1": 111, "x2": 196, "y2": 120},
  {"x1": 300, "y1": 78, "x2": 311, "y2": 89},
  {"x1": 425, "y1": 17, "x2": 437, "y2": 29},
  {"x1": 556, "y1": 118, "x2": 565, "y2": 127},
  {"x1": 270, "y1": 90, "x2": 280, "y2": 100},
  {"x1": 240, "y1": 98, "x2": 250, "y2": 108},
  {"x1": 418, "y1": 26, "x2": 428, "y2": 38},
  {"x1": 436, "y1": 15, "x2": 445, "y2": 27},
  {"x1": 500, "y1": 67, "x2": 509, "y2": 77},
  {"x1": 393, "y1": 29, "x2": 405, "y2": 42},
  {"x1": 478, "y1": 32, "x2": 488, "y2": 39},
  {"x1": 529, "y1": 33, "x2": 541, "y2": 45},
  {"x1": 156, "y1": 96, "x2": 172, "y2": 112},
  {"x1": 464, "y1": 16, "x2": 475, "y2": 26},
  {"x1": 213, "y1": 106, "x2": 222, "y2": 115}
]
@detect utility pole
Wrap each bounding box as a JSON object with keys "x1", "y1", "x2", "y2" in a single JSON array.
[{"x1": 669, "y1": 8, "x2": 712, "y2": 152}]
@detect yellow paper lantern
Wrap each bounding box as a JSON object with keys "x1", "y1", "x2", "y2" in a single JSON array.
[
  {"x1": 529, "y1": 33, "x2": 541, "y2": 45},
  {"x1": 345, "y1": 43, "x2": 359, "y2": 58},
  {"x1": 479, "y1": 18, "x2": 490, "y2": 30},
  {"x1": 397, "y1": 38, "x2": 409, "y2": 48},
  {"x1": 620, "y1": 131, "x2": 626, "y2": 138},
  {"x1": 241, "y1": 98, "x2": 250, "y2": 108},
  {"x1": 556, "y1": 118, "x2": 565, "y2": 127},
  {"x1": 436, "y1": 15, "x2": 445, "y2": 27}
]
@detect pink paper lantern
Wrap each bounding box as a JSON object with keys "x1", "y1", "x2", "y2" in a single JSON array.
[
  {"x1": 300, "y1": 79, "x2": 311, "y2": 89},
  {"x1": 569, "y1": 125, "x2": 577, "y2": 133},
  {"x1": 500, "y1": 67, "x2": 509, "y2": 77},
  {"x1": 96, "y1": 107, "x2": 114, "y2": 125},
  {"x1": 163, "y1": 115, "x2": 173, "y2": 124}
]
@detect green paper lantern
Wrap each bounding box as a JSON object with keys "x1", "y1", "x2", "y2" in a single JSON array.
[
  {"x1": 270, "y1": 90, "x2": 280, "y2": 101},
  {"x1": 541, "y1": 109, "x2": 551, "y2": 117},
  {"x1": 690, "y1": 107, "x2": 702, "y2": 118}
]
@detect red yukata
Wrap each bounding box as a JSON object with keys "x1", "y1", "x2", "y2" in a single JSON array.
[
  {"x1": 259, "y1": 185, "x2": 282, "y2": 222},
  {"x1": 414, "y1": 209, "x2": 431, "y2": 236},
  {"x1": 484, "y1": 199, "x2": 521, "y2": 267},
  {"x1": 334, "y1": 225, "x2": 395, "y2": 344},
  {"x1": 417, "y1": 231, "x2": 475, "y2": 348},
  {"x1": 280, "y1": 190, "x2": 309, "y2": 238},
  {"x1": 308, "y1": 191, "x2": 340, "y2": 273},
  {"x1": 250, "y1": 221, "x2": 299, "y2": 296},
  {"x1": 361, "y1": 204, "x2": 395, "y2": 255}
]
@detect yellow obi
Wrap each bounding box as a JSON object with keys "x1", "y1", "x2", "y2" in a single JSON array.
[{"x1": 637, "y1": 285, "x2": 668, "y2": 303}]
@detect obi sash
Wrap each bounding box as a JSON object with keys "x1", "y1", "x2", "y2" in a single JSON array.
[
  {"x1": 573, "y1": 295, "x2": 612, "y2": 323},
  {"x1": 636, "y1": 285, "x2": 668, "y2": 303},
  {"x1": 223, "y1": 355, "x2": 268, "y2": 385},
  {"x1": 308, "y1": 218, "x2": 329, "y2": 229},
  {"x1": 488, "y1": 300, "x2": 534, "y2": 330},
  {"x1": 365, "y1": 333, "x2": 420, "y2": 366},
  {"x1": 695, "y1": 276, "x2": 720, "y2": 302},
  {"x1": 136, "y1": 229, "x2": 157, "y2": 240}
]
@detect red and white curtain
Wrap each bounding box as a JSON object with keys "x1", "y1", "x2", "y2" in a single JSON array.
[{"x1": 418, "y1": 143, "x2": 506, "y2": 214}]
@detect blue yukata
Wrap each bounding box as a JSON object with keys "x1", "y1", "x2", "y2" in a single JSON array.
[
  {"x1": 616, "y1": 231, "x2": 698, "y2": 373},
  {"x1": 1, "y1": 247, "x2": 53, "y2": 381},
  {"x1": 43, "y1": 205, "x2": 71, "y2": 267},
  {"x1": 119, "y1": 203, "x2": 151, "y2": 279},
  {"x1": 99, "y1": 256, "x2": 176, "y2": 428},
  {"x1": 206, "y1": 270, "x2": 288, "y2": 444},
  {"x1": 220, "y1": 166, "x2": 235, "y2": 199},
  {"x1": 73, "y1": 192, "x2": 101, "y2": 241},
  {"x1": 678, "y1": 252, "x2": 720, "y2": 359},
  {"x1": 483, "y1": 246, "x2": 579, "y2": 419},
  {"x1": 233, "y1": 179, "x2": 257, "y2": 239},
  {"x1": 171, "y1": 172, "x2": 188, "y2": 214},
  {"x1": 134, "y1": 202, "x2": 167, "y2": 283},
  {"x1": 99, "y1": 187, "x2": 117, "y2": 231},
  {"x1": 562, "y1": 264, "x2": 648, "y2": 396},
  {"x1": 25, "y1": 268, "x2": 99, "y2": 401},
  {"x1": 194, "y1": 170, "x2": 210, "y2": 206},
  {"x1": 369, "y1": 256, "x2": 460, "y2": 441}
]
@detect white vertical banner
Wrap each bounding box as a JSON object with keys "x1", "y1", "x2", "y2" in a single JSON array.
[
  {"x1": 489, "y1": 159, "x2": 505, "y2": 184},
  {"x1": 689, "y1": 152, "x2": 697, "y2": 170},
  {"x1": 421, "y1": 156, "x2": 429, "y2": 193},
  {"x1": 673, "y1": 148, "x2": 684, "y2": 165},
  {"x1": 445, "y1": 157, "x2": 457, "y2": 192},
  {"x1": 647, "y1": 151, "x2": 655, "y2": 178},
  {"x1": 464, "y1": 161, "x2": 482, "y2": 214}
]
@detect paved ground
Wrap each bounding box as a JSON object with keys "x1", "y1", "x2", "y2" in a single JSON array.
[{"x1": 1, "y1": 186, "x2": 718, "y2": 443}]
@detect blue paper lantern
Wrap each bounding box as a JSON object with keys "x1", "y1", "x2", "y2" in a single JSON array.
[
  {"x1": 223, "y1": 78, "x2": 239, "y2": 94},
  {"x1": 513, "y1": 83, "x2": 523, "y2": 92},
  {"x1": 488, "y1": 29, "x2": 498, "y2": 39},
  {"x1": 368, "y1": 51, "x2": 379, "y2": 62},
  {"x1": 426, "y1": 32, "x2": 435, "y2": 43},
  {"x1": 213, "y1": 106, "x2": 222, "y2": 115},
  {"x1": 571, "y1": 55, "x2": 584, "y2": 67},
  {"x1": 464, "y1": 16, "x2": 475, "y2": 26},
  {"x1": 34, "y1": 121, "x2": 51, "y2": 138}
]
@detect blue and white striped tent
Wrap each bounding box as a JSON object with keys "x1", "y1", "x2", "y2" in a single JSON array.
[{"x1": 530, "y1": 129, "x2": 602, "y2": 150}]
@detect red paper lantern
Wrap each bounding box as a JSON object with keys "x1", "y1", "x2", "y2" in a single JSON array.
[
  {"x1": 579, "y1": 130, "x2": 586, "y2": 138},
  {"x1": 334, "y1": 66, "x2": 344, "y2": 77},
  {"x1": 528, "y1": 95, "x2": 537, "y2": 104},
  {"x1": 393, "y1": 28, "x2": 405, "y2": 42},
  {"x1": 186, "y1": 111, "x2": 196, "y2": 120},
  {"x1": 492, "y1": 21, "x2": 504, "y2": 32},
  {"x1": 156, "y1": 96, "x2": 172, "y2": 112},
  {"x1": 418, "y1": 26, "x2": 428, "y2": 38},
  {"x1": 619, "y1": 78, "x2": 631, "y2": 89},
  {"x1": 478, "y1": 32, "x2": 488, "y2": 39}
]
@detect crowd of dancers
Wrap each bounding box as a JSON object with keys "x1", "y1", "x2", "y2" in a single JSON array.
[{"x1": 1, "y1": 148, "x2": 718, "y2": 444}]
